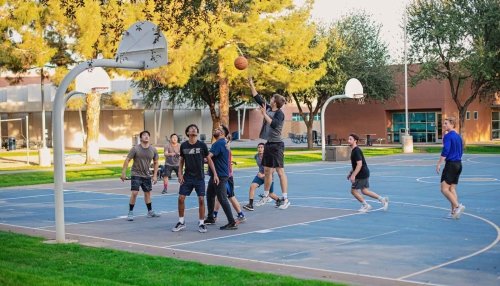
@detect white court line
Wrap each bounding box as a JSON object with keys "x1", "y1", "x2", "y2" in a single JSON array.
[
  {"x1": 165, "y1": 210, "x2": 370, "y2": 248},
  {"x1": 0, "y1": 224, "x2": 437, "y2": 286},
  {"x1": 35, "y1": 208, "x2": 192, "y2": 229},
  {"x1": 395, "y1": 203, "x2": 500, "y2": 280},
  {"x1": 283, "y1": 230, "x2": 400, "y2": 259}
]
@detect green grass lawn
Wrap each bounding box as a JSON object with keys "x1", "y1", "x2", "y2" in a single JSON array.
[{"x1": 0, "y1": 231, "x2": 343, "y2": 286}]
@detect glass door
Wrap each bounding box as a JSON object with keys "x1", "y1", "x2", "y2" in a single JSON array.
[{"x1": 436, "y1": 112, "x2": 443, "y2": 143}]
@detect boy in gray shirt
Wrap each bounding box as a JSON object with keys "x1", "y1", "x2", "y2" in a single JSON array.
[{"x1": 121, "y1": 130, "x2": 160, "y2": 221}]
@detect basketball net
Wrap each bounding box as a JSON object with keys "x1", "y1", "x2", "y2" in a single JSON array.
[{"x1": 353, "y1": 93, "x2": 366, "y2": 105}]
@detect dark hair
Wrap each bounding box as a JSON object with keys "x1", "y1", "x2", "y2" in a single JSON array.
[
  {"x1": 273, "y1": 94, "x2": 286, "y2": 109},
  {"x1": 139, "y1": 130, "x2": 150, "y2": 137},
  {"x1": 185, "y1": 124, "x2": 199, "y2": 136},
  {"x1": 220, "y1": 124, "x2": 230, "y2": 137},
  {"x1": 170, "y1": 133, "x2": 178, "y2": 139},
  {"x1": 258, "y1": 143, "x2": 265, "y2": 147},
  {"x1": 349, "y1": 133, "x2": 360, "y2": 142}
]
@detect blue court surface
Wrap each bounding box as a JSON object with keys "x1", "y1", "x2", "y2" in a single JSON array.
[{"x1": 0, "y1": 153, "x2": 499, "y2": 286}]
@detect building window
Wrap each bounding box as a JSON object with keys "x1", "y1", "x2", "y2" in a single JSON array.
[
  {"x1": 466, "y1": 111, "x2": 470, "y2": 120},
  {"x1": 492, "y1": 112, "x2": 500, "y2": 139},
  {"x1": 391, "y1": 111, "x2": 438, "y2": 143},
  {"x1": 474, "y1": 111, "x2": 478, "y2": 120},
  {"x1": 292, "y1": 112, "x2": 320, "y2": 122}
]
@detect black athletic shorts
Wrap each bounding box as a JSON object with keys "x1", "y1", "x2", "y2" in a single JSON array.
[
  {"x1": 262, "y1": 141, "x2": 284, "y2": 168},
  {"x1": 163, "y1": 165, "x2": 179, "y2": 178},
  {"x1": 441, "y1": 161, "x2": 462, "y2": 185}
]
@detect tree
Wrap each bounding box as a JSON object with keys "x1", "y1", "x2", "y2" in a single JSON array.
[
  {"x1": 135, "y1": 0, "x2": 328, "y2": 139},
  {"x1": 293, "y1": 12, "x2": 396, "y2": 149},
  {"x1": 407, "y1": 0, "x2": 500, "y2": 138}
]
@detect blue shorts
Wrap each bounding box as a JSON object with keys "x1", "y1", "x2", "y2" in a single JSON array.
[
  {"x1": 131, "y1": 176, "x2": 152, "y2": 192},
  {"x1": 179, "y1": 176, "x2": 205, "y2": 197},
  {"x1": 226, "y1": 176, "x2": 235, "y2": 198},
  {"x1": 251, "y1": 175, "x2": 274, "y2": 193}
]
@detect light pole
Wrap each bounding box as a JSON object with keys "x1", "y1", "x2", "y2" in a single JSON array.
[{"x1": 402, "y1": 6, "x2": 413, "y2": 153}]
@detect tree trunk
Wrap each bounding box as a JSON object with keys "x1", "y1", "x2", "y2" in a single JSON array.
[
  {"x1": 305, "y1": 120, "x2": 314, "y2": 150},
  {"x1": 218, "y1": 59, "x2": 229, "y2": 126},
  {"x1": 208, "y1": 101, "x2": 220, "y2": 143},
  {"x1": 85, "y1": 92, "x2": 101, "y2": 164},
  {"x1": 458, "y1": 107, "x2": 467, "y2": 145}
]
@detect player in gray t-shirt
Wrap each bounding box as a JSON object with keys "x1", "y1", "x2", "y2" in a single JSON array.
[{"x1": 121, "y1": 130, "x2": 160, "y2": 221}]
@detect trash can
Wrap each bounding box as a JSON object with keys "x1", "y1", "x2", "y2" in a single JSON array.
[
  {"x1": 232, "y1": 131, "x2": 239, "y2": 141},
  {"x1": 325, "y1": 146, "x2": 350, "y2": 161},
  {"x1": 7, "y1": 137, "x2": 16, "y2": 151},
  {"x1": 132, "y1": 134, "x2": 140, "y2": 146}
]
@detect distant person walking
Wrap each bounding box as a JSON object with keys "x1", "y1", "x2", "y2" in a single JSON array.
[
  {"x1": 172, "y1": 124, "x2": 212, "y2": 233},
  {"x1": 248, "y1": 77, "x2": 289, "y2": 209},
  {"x1": 347, "y1": 133, "x2": 388, "y2": 212},
  {"x1": 436, "y1": 117, "x2": 465, "y2": 219},
  {"x1": 243, "y1": 143, "x2": 277, "y2": 211},
  {"x1": 120, "y1": 130, "x2": 161, "y2": 221},
  {"x1": 162, "y1": 133, "x2": 180, "y2": 194}
]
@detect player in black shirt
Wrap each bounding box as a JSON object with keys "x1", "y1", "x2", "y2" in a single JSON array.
[{"x1": 347, "y1": 133, "x2": 389, "y2": 213}]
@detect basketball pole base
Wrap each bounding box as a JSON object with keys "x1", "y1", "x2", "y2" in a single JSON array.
[
  {"x1": 38, "y1": 147, "x2": 51, "y2": 167},
  {"x1": 402, "y1": 135, "x2": 414, "y2": 153}
]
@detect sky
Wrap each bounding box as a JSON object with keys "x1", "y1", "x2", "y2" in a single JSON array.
[{"x1": 297, "y1": 0, "x2": 412, "y2": 63}]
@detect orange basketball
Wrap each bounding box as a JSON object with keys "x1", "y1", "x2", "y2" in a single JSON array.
[{"x1": 234, "y1": 56, "x2": 248, "y2": 70}]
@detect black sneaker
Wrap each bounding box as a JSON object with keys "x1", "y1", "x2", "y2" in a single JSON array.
[
  {"x1": 275, "y1": 198, "x2": 282, "y2": 208},
  {"x1": 243, "y1": 203, "x2": 254, "y2": 211},
  {"x1": 204, "y1": 217, "x2": 216, "y2": 225},
  {"x1": 219, "y1": 222, "x2": 238, "y2": 230}
]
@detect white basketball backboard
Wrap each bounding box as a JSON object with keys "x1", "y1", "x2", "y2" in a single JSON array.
[
  {"x1": 116, "y1": 21, "x2": 168, "y2": 70},
  {"x1": 344, "y1": 78, "x2": 364, "y2": 99},
  {"x1": 75, "y1": 67, "x2": 111, "y2": 94}
]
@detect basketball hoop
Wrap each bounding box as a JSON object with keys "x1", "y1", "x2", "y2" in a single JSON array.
[
  {"x1": 353, "y1": 93, "x2": 366, "y2": 105},
  {"x1": 91, "y1": 87, "x2": 110, "y2": 94}
]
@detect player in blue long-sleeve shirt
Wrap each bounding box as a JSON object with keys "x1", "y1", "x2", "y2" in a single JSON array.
[{"x1": 436, "y1": 117, "x2": 465, "y2": 219}]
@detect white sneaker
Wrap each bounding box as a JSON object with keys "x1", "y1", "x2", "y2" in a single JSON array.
[
  {"x1": 198, "y1": 224, "x2": 207, "y2": 233},
  {"x1": 172, "y1": 222, "x2": 186, "y2": 232},
  {"x1": 127, "y1": 211, "x2": 134, "y2": 221},
  {"x1": 446, "y1": 212, "x2": 453, "y2": 219},
  {"x1": 358, "y1": 204, "x2": 372, "y2": 213},
  {"x1": 452, "y1": 204, "x2": 465, "y2": 219},
  {"x1": 278, "y1": 198, "x2": 290, "y2": 210},
  {"x1": 255, "y1": 196, "x2": 272, "y2": 206},
  {"x1": 380, "y1": 197, "x2": 389, "y2": 211},
  {"x1": 147, "y1": 210, "x2": 160, "y2": 218}
]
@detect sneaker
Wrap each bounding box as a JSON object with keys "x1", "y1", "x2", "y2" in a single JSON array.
[
  {"x1": 452, "y1": 204, "x2": 465, "y2": 219},
  {"x1": 278, "y1": 198, "x2": 290, "y2": 210},
  {"x1": 161, "y1": 189, "x2": 168, "y2": 194},
  {"x1": 127, "y1": 211, "x2": 134, "y2": 221},
  {"x1": 380, "y1": 197, "x2": 389, "y2": 211},
  {"x1": 358, "y1": 204, "x2": 372, "y2": 213},
  {"x1": 275, "y1": 198, "x2": 282, "y2": 208},
  {"x1": 237, "y1": 214, "x2": 246, "y2": 223},
  {"x1": 204, "y1": 218, "x2": 216, "y2": 225},
  {"x1": 243, "y1": 203, "x2": 254, "y2": 211},
  {"x1": 172, "y1": 222, "x2": 186, "y2": 232},
  {"x1": 446, "y1": 212, "x2": 453, "y2": 219},
  {"x1": 198, "y1": 224, "x2": 207, "y2": 233},
  {"x1": 219, "y1": 222, "x2": 238, "y2": 230},
  {"x1": 255, "y1": 196, "x2": 272, "y2": 206},
  {"x1": 147, "y1": 210, "x2": 160, "y2": 218}
]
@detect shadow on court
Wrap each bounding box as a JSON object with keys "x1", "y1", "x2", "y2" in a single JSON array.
[{"x1": 0, "y1": 153, "x2": 499, "y2": 286}]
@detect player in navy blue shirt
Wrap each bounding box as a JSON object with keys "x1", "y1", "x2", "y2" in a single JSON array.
[
  {"x1": 205, "y1": 125, "x2": 237, "y2": 230},
  {"x1": 436, "y1": 117, "x2": 465, "y2": 219}
]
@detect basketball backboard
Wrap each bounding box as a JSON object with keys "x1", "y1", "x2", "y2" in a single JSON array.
[
  {"x1": 75, "y1": 67, "x2": 111, "y2": 94},
  {"x1": 116, "y1": 21, "x2": 168, "y2": 70},
  {"x1": 344, "y1": 78, "x2": 364, "y2": 99}
]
